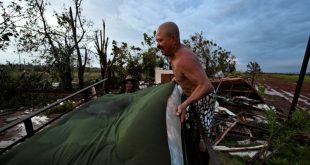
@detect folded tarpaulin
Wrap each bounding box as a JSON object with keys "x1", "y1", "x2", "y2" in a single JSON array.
[{"x1": 0, "y1": 82, "x2": 184, "y2": 165}]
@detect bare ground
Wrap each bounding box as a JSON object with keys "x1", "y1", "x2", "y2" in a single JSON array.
[{"x1": 256, "y1": 74, "x2": 310, "y2": 115}]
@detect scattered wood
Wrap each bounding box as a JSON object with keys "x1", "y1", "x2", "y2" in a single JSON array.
[
  {"x1": 209, "y1": 77, "x2": 287, "y2": 163},
  {"x1": 213, "y1": 121, "x2": 238, "y2": 146},
  {"x1": 248, "y1": 144, "x2": 269, "y2": 164},
  {"x1": 214, "y1": 116, "x2": 268, "y2": 132},
  {"x1": 245, "y1": 128, "x2": 253, "y2": 138},
  {"x1": 213, "y1": 143, "x2": 268, "y2": 152}
]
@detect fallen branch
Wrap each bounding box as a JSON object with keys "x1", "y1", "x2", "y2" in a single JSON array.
[
  {"x1": 213, "y1": 143, "x2": 268, "y2": 152},
  {"x1": 245, "y1": 128, "x2": 253, "y2": 138},
  {"x1": 214, "y1": 116, "x2": 268, "y2": 132},
  {"x1": 247, "y1": 144, "x2": 269, "y2": 164},
  {"x1": 213, "y1": 121, "x2": 238, "y2": 146}
]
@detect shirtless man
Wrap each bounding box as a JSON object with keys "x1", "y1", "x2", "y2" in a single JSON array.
[
  {"x1": 156, "y1": 22, "x2": 214, "y2": 121},
  {"x1": 156, "y1": 22, "x2": 215, "y2": 162}
]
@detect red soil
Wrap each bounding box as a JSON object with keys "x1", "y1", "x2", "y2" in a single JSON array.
[{"x1": 256, "y1": 74, "x2": 310, "y2": 115}]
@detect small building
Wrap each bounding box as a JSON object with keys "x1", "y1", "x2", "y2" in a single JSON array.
[{"x1": 155, "y1": 67, "x2": 174, "y2": 84}]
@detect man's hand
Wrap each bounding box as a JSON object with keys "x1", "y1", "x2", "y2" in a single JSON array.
[
  {"x1": 176, "y1": 104, "x2": 187, "y2": 122},
  {"x1": 171, "y1": 77, "x2": 176, "y2": 83}
]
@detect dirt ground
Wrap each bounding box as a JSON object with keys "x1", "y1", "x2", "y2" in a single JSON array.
[{"x1": 256, "y1": 74, "x2": 310, "y2": 115}]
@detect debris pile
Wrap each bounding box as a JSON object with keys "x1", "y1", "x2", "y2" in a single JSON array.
[{"x1": 211, "y1": 78, "x2": 286, "y2": 161}]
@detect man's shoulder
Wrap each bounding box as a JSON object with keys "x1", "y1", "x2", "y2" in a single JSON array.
[
  {"x1": 176, "y1": 55, "x2": 197, "y2": 69},
  {"x1": 179, "y1": 46, "x2": 194, "y2": 55},
  {"x1": 173, "y1": 46, "x2": 198, "y2": 68},
  {"x1": 177, "y1": 48, "x2": 198, "y2": 64}
]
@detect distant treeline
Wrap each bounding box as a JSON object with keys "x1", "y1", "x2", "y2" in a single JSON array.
[{"x1": 0, "y1": 63, "x2": 101, "y2": 72}]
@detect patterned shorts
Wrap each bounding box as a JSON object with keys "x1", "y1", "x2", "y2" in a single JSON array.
[{"x1": 185, "y1": 91, "x2": 216, "y2": 140}]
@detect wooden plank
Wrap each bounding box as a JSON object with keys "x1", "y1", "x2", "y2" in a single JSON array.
[{"x1": 213, "y1": 121, "x2": 238, "y2": 146}]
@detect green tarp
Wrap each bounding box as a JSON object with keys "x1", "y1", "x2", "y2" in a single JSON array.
[{"x1": 0, "y1": 83, "x2": 175, "y2": 165}]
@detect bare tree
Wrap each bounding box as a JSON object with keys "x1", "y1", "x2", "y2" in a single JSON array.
[
  {"x1": 68, "y1": 0, "x2": 88, "y2": 88},
  {"x1": 18, "y1": 0, "x2": 90, "y2": 89},
  {"x1": 94, "y1": 20, "x2": 109, "y2": 79}
]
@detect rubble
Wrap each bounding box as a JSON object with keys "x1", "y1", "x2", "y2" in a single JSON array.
[{"x1": 211, "y1": 78, "x2": 279, "y2": 162}]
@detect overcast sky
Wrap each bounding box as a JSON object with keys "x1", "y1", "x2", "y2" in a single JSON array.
[{"x1": 1, "y1": 0, "x2": 309, "y2": 73}]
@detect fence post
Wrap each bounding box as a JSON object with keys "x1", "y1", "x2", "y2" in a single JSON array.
[
  {"x1": 91, "y1": 86, "x2": 97, "y2": 99},
  {"x1": 288, "y1": 36, "x2": 310, "y2": 119},
  {"x1": 84, "y1": 89, "x2": 89, "y2": 101},
  {"x1": 24, "y1": 118, "x2": 34, "y2": 136}
]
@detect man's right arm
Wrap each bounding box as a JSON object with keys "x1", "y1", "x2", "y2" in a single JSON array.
[{"x1": 175, "y1": 56, "x2": 214, "y2": 122}]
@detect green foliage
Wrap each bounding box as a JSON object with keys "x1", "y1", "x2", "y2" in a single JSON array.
[
  {"x1": 109, "y1": 31, "x2": 169, "y2": 88},
  {"x1": 183, "y1": 32, "x2": 236, "y2": 76},
  {"x1": 265, "y1": 109, "x2": 281, "y2": 139},
  {"x1": 270, "y1": 73, "x2": 310, "y2": 83},
  {"x1": 16, "y1": 92, "x2": 58, "y2": 108},
  {"x1": 216, "y1": 109, "x2": 310, "y2": 164},
  {"x1": 73, "y1": 70, "x2": 101, "y2": 83},
  {"x1": 215, "y1": 151, "x2": 250, "y2": 165},
  {"x1": 247, "y1": 61, "x2": 261, "y2": 73},
  {"x1": 263, "y1": 109, "x2": 310, "y2": 164},
  {"x1": 0, "y1": 64, "x2": 20, "y2": 104},
  {"x1": 110, "y1": 41, "x2": 142, "y2": 81},
  {"x1": 0, "y1": 63, "x2": 54, "y2": 108},
  {"x1": 0, "y1": 0, "x2": 25, "y2": 50},
  {"x1": 247, "y1": 61, "x2": 261, "y2": 85},
  {"x1": 16, "y1": 0, "x2": 93, "y2": 89},
  {"x1": 18, "y1": 71, "x2": 52, "y2": 90},
  {"x1": 141, "y1": 31, "x2": 170, "y2": 79},
  {"x1": 45, "y1": 101, "x2": 74, "y2": 115},
  {"x1": 267, "y1": 142, "x2": 310, "y2": 165},
  {"x1": 256, "y1": 84, "x2": 265, "y2": 95}
]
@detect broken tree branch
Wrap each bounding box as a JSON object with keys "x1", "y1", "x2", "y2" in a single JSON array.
[
  {"x1": 213, "y1": 143, "x2": 268, "y2": 152},
  {"x1": 213, "y1": 120, "x2": 238, "y2": 146}
]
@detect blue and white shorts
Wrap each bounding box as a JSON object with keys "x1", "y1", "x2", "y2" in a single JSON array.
[{"x1": 185, "y1": 91, "x2": 216, "y2": 140}]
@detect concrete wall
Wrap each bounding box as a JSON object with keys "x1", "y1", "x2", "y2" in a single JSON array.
[{"x1": 155, "y1": 67, "x2": 174, "y2": 84}]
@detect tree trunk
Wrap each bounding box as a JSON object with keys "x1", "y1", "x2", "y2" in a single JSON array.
[
  {"x1": 78, "y1": 67, "x2": 84, "y2": 89},
  {"x1": 69, "y1": 6, "x2": 86, "y2": 89},
  {"x1": 59, "y1": 70, "x2": 72, "y2": 90},
  {"x1": 251, "y1": 73, "x2": 255, "y2": 86},
  {"x1": 58, "y1": 55, "x2": 72, "y2": 90},
  {"x1": 94, "y1": 20, "x2": 108, "y2": 80},
  {"x1": 64, "y1": 55, "x2": 73, "y2": 90}
]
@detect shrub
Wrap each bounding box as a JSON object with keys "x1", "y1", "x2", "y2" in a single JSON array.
[{"x1": 45, "y1": 101, "x2": 74, "y2": 115}]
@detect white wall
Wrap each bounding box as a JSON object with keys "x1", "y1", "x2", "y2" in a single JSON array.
[{"x1": 155, "y1": 67, "x2": 173, "y2": 84}]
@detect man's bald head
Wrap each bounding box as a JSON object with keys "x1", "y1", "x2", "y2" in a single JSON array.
[
  {"x1": 158, "y1": 22, "x2": 180, "y2": 41},
  {"x1": 156, "y1": 22, "x2": 182, "y2": 56}
]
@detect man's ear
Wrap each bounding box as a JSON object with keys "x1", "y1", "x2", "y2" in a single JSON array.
[
  {"x1": 170, "y1": 34, "x2": 176, "y2": 42},
  {"x1": 172, "y1": 34, "x2": 177, "y2": 40}
]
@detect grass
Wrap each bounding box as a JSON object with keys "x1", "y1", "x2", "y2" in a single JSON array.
[
  {"x1": 214, "y1": 110, "x2": 310, "y2": 164},
  {"x1": 1, "y1": 67, "x2": 102, "y2": 108},
  {"x1": 72, "y1": 70, "x2": 102, "y2": 83},
  {"x1": 45, "y1": 101, "x2": 74, "y2": 115},
  {"x1": 267, "y1": 143, "x2": 310, "y2": 165},
  {"x1": 6, "y1": 67, "x2": 102, "y2": 84},
  {"x1": 268, "y1": 73, "x2": 310, "y2": 83},
  {"x1": 215, "y1": 151, "x2": 250, "y2": 165},
  {"x1": 261, "y1": 109, "x2": 310, "y2": 164},
  {"x1": 257, "y1": 84, "x2": 266, "y2": 95}
]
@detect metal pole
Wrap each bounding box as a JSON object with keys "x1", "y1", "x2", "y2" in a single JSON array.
[{"x1": 288, "y1": 36, "x2": 310, "y2": 119}]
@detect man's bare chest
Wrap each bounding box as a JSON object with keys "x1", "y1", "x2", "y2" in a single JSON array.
[{"x1": 171, "y1": 64, "x2": 185, "y2": 81}]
